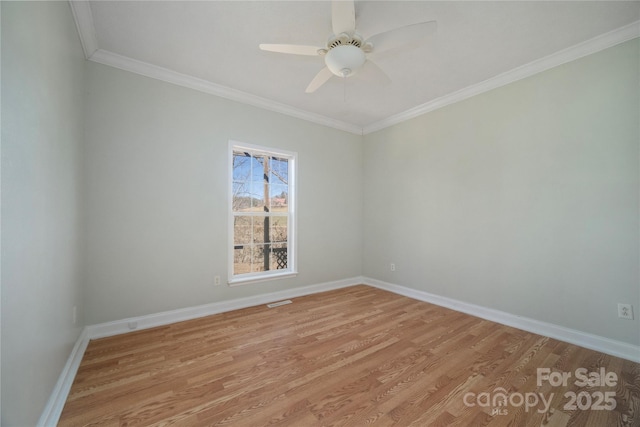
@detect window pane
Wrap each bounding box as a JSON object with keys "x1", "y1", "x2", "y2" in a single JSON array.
[
  {"x1": 250, "y1": 181, "x2": 266, "y2": 211},
  {"x1": 270, "y1": 244, "x2": 288, "y2": 270},
  {"x1": 233, "y1": 246, "x2": 252, "y2": 275},
  {"x1": 270, "y1": 157, "x2": 288, "y2": 185},
  {"x1": 235, "y1": 245, "x2": 277, "y2": 274},
  {"x1": 234, "y1": 216, "x2": 251, "y2": 244},
  {"x1": 233, "y1": 182, "x2": 251, "y2": 212},
  {"x1": 233, "y1": 152, "x2": 251, "y2": 181},
  {"x1": 232, "y1": 151, "x2": 252, "y2": 212},
  {"x1": 270, "y1": 216, "x2": 287, "y2": 243},
  {"x1": 251, "y1": 155, "x2": 265, "y2": 183},
  {"x1": 252, "y1": 245, "x2": 267, "y2": 272},
  {"x1": 252, "y1": 216, "x2": 267, "y2": 243},
  {"x1": 270, "y1": 186, "x2": 288, "y2": 212}
]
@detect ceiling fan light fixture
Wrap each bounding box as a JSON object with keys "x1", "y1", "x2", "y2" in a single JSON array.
[
  {"x1": 258, "y1": 1, "x2": 436, "y2": 93},
  {"x1": 325, "y1": 45, "x2": 365, "y2": 77}
]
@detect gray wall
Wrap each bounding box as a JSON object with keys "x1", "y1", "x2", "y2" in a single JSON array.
[
  {"x1": 1, "y1": 2, "x2": 85, "y2": 425},
  {"x1": 363, "y1": 39, "x2": 640, "y2": 346},
  {"x1": 2, "y1": 2, "x2": 638, "y2": 425},
  {"x1": 82, "y1": 62, "x2": 364, "y2": 324}
]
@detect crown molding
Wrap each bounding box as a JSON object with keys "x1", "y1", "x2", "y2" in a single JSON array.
[
  {"x1": 69, "y1": 1, "x2": 98, "y2": 59},
  {"x1": 68, "y1": 2, "x2": 361, "y2": 134},
  {"x1": 69, "y1": 1, "x2": 638, "y2": 137},
  {"x1": 362, "y1": 20, "x2": 640, "y2": 134},
  {"x1": 89, "y1": 49, "x2": 363, "y2": 135}
]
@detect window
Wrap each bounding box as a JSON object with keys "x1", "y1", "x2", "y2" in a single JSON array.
[{"x1": 229, "y1": 141, "x2": 297, "y2": 285}]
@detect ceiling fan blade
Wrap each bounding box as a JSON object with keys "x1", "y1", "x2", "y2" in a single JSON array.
[
  {"x1": 357, "y1": 60, "x2": 391, "y2": 85},
  {"x1": 306, "y1": 67, "x2": 334, "y2": 93},
  {"x1": 259, "y1": 44, "x2": 323, "y2": 56},
  {"x1": 332, "y1": 0, "x2": 356, "y2": 35},
  {"x1": 366, "y1": 21, "x2": 437, "y2": 56}
]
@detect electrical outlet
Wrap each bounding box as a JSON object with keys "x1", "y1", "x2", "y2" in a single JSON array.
[
  {"x1": 390, "y1": 263, "x2": 396, "y2": 272},
  {"x1": 618, "y1": 303, "x2": 634, "y2": 320},
  {"x1": 214, "y1": 276, "x2": 221, "y2": 286}
]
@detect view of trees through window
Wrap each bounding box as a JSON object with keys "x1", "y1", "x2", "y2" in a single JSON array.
[{"x1": 232, "y1": 149, "x2": 289, "y2": 276}]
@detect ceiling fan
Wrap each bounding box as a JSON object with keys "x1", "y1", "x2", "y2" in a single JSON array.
[{"x1": 259, "y1": 0, "x2": 437, "y2": 93}]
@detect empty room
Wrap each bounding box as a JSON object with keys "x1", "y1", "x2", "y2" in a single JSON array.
[{"x1": 2, "y1": 1, "x2": 639, "y2": 426}]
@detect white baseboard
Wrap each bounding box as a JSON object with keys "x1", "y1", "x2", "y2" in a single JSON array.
[
  {"x1": 37, "y1": 328, "x2": 91, "y2": 427},
  {"x1": 40, "y1": 275, "x2": 639, "y2": 425},
  {"x1": 87, "y1": 276, "x2": 362, "y2": 339},
  {"x1": 38, "y1": 276, "x2": 363, "y2": 426},
  {"x1": 363, "y1": 277, "x2": 640, "y2": 364}
]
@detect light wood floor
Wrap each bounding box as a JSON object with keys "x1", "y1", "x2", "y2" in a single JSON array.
[{"x1": 59, "y1": 285, "x2": 639, "y2": 426}]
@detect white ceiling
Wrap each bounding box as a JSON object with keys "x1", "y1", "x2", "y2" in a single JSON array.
[{"x1": 72, "y1": 1, "x2": 640, "y2": 134}]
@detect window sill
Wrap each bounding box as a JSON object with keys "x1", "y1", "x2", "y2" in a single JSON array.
[{"x1": 228, "y1": 270, "x2": 298, "y2": 287}]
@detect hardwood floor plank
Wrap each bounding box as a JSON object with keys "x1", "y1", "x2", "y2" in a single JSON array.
[{"x1": 59, "y1": 285, "x2": 640, "y2": 426}]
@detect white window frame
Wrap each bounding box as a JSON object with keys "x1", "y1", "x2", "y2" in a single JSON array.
[{"x1": 228, "y1": 140, "x2": 297, "y2": 286}]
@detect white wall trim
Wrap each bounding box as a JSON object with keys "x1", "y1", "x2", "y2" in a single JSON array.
[
  {"x1": 88, "y1": 49, "x2": 363, "y2": 136},
  {"x1": 37, "y1": 328, "x2": 91, "y2": 427},
  {"x1": 68, "y1": 1, "x2": 98, "y2": 59},
  {"x1": 363, "y1": 277, "x2": 640, "y2": 364},
  {"x1": 67, "y1": 1, "x2": 361, "y2": 134},
  {"x1": 40, "y1": 276, "x2": 638, "y2": 425},
  {"x1": 69, "y1": 1, "x2": 639, "y2": 137},
  {"x1": 362, "y1": 20, "x2": 640, "y2": 134},
  {"x1": 87, "y1": 277, "x2": 362, "y2": 339},
  {"x1": 39, "y1": 276, "x2": 363, "y2": 425}
]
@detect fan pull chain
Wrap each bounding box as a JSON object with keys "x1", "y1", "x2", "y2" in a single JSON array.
[{"x1": 343, "y1": 75, "x2": 347, "y2": 102}]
